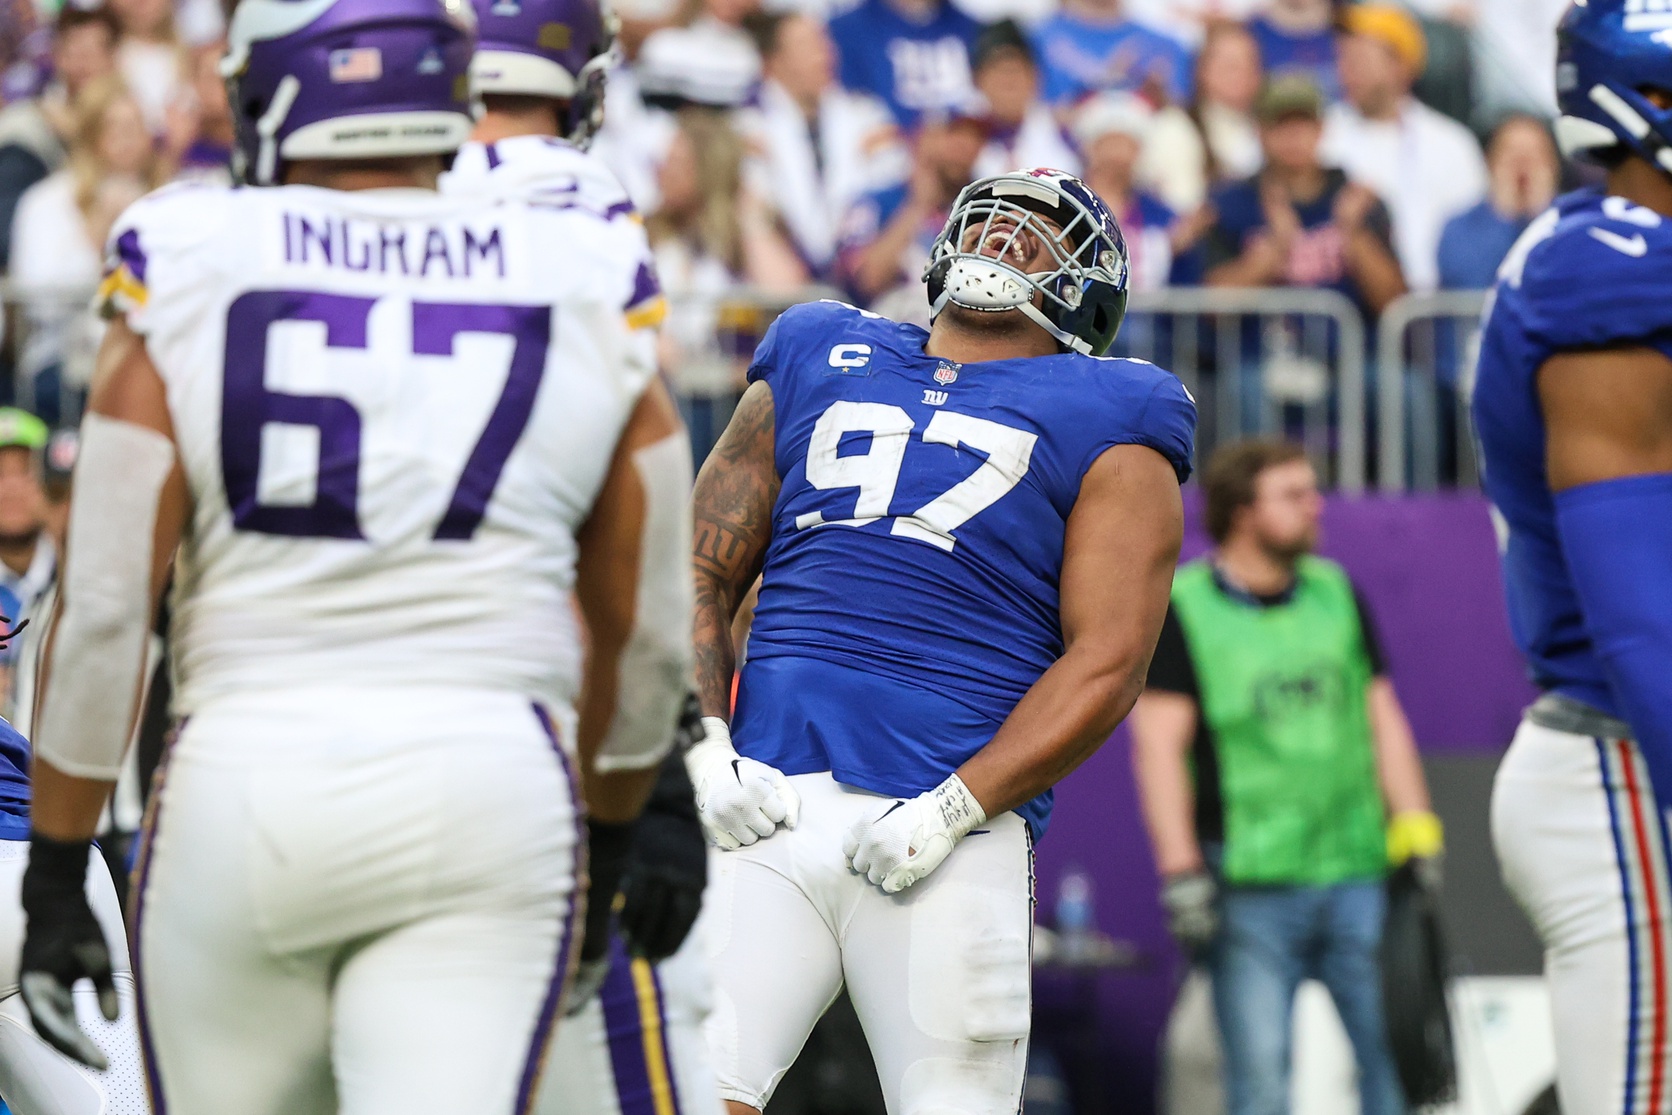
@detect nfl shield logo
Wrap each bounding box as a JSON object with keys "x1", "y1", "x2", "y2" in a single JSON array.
[{"x1": 934, "y1": 363, "x2": 959, "y2": 386}]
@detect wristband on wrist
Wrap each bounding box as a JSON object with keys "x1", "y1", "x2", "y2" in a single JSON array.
[{"x1": 930, "y1": 775, "x2": 986, "y2": 842}]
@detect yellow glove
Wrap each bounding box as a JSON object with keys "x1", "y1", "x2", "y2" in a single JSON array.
[{"x1": 1387, "y1": 809, "x2": 1445, "y2": 866}]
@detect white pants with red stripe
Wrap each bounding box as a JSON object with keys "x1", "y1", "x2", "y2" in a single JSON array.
[
  {"x1": 133, "y1": 687, "x2": 583, "y2": 1115},
  {"x1": 1494, "y1": 717, "x2": 1672, "y2": 1115}
]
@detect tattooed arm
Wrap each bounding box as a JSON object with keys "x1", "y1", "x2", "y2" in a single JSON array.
[
  {"x1": 691, "y1": 380, "x2": 780, "y2": 720},
  {"x1": 685, "y1": 380, "x2": 799, "y2": 848}
]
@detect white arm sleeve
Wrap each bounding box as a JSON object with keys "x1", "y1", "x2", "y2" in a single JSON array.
[
  {"x1": 34, "y1": 413, "x2": 176, "y2": 781},
  {"x1": 594, "y1": 430, "x2": 696, "y2": 773}
]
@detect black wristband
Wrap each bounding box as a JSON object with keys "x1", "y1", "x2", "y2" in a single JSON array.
[
  {"x1": 21, "y1": 832, "x2": 91, "y2": 911},
  {"x1": 581, "y1": 820, "x2": 635, "y2": 961}
]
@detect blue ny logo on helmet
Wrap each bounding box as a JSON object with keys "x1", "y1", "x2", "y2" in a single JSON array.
[
  {"x1": 1556, "y1": 0, "x2": 1672, "y2": 173},
  {"x1": 222, "y1": 0, "x2": 477, "y2": 186},
  {"x1": 924, "y1": 168, "x2": 1131, "y2": 358}
]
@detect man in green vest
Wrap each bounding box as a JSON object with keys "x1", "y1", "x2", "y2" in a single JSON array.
[{"x1": 1131, "y1": 438, "x2": 1441, "y2": 1115}]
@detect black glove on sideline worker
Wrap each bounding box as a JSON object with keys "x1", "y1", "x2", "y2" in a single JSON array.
[
  {"x1": 1160, "y1": 869, "x2": 1220, "y2": 956},
  {"x1": 19, "y1": 832, "x2": 117, "y2": 1069},
  {"x1": 619, "y1": 750, "x2": 707, "y2": 962}
]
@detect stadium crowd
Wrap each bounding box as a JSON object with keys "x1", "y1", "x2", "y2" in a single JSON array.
[{"x1": 0, "y1": 0, "x2": 1569, "y2": 417}]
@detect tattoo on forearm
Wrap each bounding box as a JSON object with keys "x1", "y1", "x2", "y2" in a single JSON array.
[{"x1": 691, "y1": 383, "x2": 780, "y2": 719}]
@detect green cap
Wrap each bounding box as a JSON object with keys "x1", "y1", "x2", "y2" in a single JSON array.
[
  {"x1": 0, "y1": 409, "x2": 49, "y2": 452},
  {"x1": 1257, "y1": 74, "x2": 1325, "y2": 124}
]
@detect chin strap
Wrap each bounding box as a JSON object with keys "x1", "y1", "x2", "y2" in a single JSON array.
[{"x1": 929, "y1": 281, "x2": 1093, "y2": 357}]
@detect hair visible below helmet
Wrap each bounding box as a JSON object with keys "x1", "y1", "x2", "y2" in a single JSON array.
[
  {"x1": 923, "y1": 168, "x2": 1130, "y2": 357},
  {"x1": 1555, "y1": 0, "x2": 1672, "y2": 173},
  {"x1": 470, "y1": 0, "x2": 615, "y2": 147},
  {"x1": 222, "y1": 0, "x2": 476, "y2": 186}
]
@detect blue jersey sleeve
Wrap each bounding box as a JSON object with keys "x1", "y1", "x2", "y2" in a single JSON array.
[
  {"x1": 1520, "y1": 202, "x2": 1672, "y2": 363},
  {"x1": 1079, "y1": 362, "x2": 1197, "y2": 483}
]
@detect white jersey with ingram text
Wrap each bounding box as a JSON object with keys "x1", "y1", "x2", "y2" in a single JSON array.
[{"x1": 99, "y1": 180, "x2": 667, "y2": 712}]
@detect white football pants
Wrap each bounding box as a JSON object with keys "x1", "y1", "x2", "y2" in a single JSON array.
[
  {"x1": 704, "y1": 772, "x2": 1033, "y2": 1115},
  {"x1": 1494, "y1": 717, "x2": 1672, "y2": 1115},
  {"x1": 539, "y1": 913, "x2": 722, "y2": 1115},
  {"x1": 0, "y1": 840, "x2": 148, "y2": 1115},
  {"x1": 132, "y1": 686, "x2": 582, "y2": 1115}
]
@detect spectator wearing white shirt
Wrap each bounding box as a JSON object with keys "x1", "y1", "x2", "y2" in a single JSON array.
[
  {"x1": 636, "y1": 0, "x2": 763, "y2": 109},
  {"x1": 969, "y1": 20, "x2": 1078, "y2": 179},
  {"x1": 739, "y1": 11, "x2": 905, "y2": 279},
  {"x1": 1320, "y1": 3, "x2": 1486, "y2": 292},
  {"x1": 1142, "y1": 19, "x2": 1264, "y2": 213},
  {"x1": 109, "y1": 0, "x2": 187, "y2": 133}
]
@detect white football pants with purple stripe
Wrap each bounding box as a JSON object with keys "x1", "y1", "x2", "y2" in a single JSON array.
[
  {"x1": 130, "y1": 686, "x2": 582, "y2": 1115},
  {"x1": 1495, "y1": 718, "x2": 1672, "y2": 1115},
  {"x1": 539, "y1": 907, "x2": 723, "y2": 1115},
  {"x1": 0, "y1": 841, "x2": 148, "y2": 1114}
]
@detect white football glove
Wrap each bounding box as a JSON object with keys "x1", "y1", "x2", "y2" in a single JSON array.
[
  {"x1": 683, "y1": 717, "x2": 801, "y2": 850},
  {"x1": 843, "y1": 775, "x2": 986, "y2": 894}
]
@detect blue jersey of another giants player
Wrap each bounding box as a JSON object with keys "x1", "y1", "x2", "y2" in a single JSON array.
[
  {"x1": 731, "y1": 300, "x2": 1196, "y2": 839},
  {"x1": 0, "y1": 716, "x2": 30, "y2": 839},
  {"x1": 1473, "y1": 188, "x2": 1672, "y2": 714}
]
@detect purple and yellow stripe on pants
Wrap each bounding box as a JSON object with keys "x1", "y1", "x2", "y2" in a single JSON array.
[
  {"x1": 599, "y1": 934, "x2": 682, "y2": 1115},
  {"x1": 518, "y1": 704, "x2": 590, "y2": 1115}
]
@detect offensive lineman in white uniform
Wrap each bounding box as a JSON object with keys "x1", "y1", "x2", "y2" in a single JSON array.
[
  {"x1": 14, "y1": 0, "x2": 694, "y2": 1111},
  {"x1": 442, "y1": 4, "x2": 722, "y2": 1113}
]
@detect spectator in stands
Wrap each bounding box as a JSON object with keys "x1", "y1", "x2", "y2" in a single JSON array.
[
  {"x1": 1031, "y1": 0, "x2": 1194, "y2": 110},
  {"x1": 740, "y1": 12, "x2": 904, "y2": 281},
  {"x1": 970, "y1": 20, "x2": 1077, "y2": 178},
  {"x1": 838, "y1": 107, "x2": 982, "y2": 320},
  {"x1": 1437, "y1": 114, "x2": 1558, "y2": 291},
  {"x1": 1131, "y1": 438, "x2": 1437, "y2": 1115},
  {"x1": 0, "y1": 4, "x2": 118, "y2": 272},
  {"x1": 1143, "y1": 20, "x2": 1263, "y2": 214},
  {"x1": 9, "y1": 76, "x2": 162, "y2": 407},
  {"x1": 1246, "y1": 0, "x2": 1339, "y2": 101},
  {"x1": 1204, "y1": 75, "x2": 1405, "y2": 317},
  {"x1": 168, "y1": 41, "x2": 234, "y2": 183},
  {"x1": 1322, "y1": 3, "x2": 1486, "y2": 292},
  {"x1": 829, "y1": 0, "x2": 981, "y2": 127},
  {"x1": 110, "y1": 0, "x2": 187, "y2": 133},
  {"x1": 636, "y1": 0, "x2": 762, "y2": 109},
  {"x1": 0, "y1": 409, "x2": 54, "y2": 712},
  {"x1": 648, "y1": 109, "x2": 805, "y2": 387},
  {"x1": 1073, "y1": 92, "x2": 1197, "y2": 290}
]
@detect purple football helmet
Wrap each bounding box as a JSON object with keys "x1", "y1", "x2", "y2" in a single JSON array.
[
  {"x1": 221, "y1": 0, "x2": 476, "y2": 186},
  {"x1": 924, "y1": 168, "x2": 1131, "y2": 356},
  {"x1": 470, "y1": 0, "x2": 615, "y2": 147}
]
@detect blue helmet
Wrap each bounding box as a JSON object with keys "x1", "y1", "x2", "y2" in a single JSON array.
[
  {"x1": 470, "y1": 0, "x2": 616, "y2": 147},
  {"x1": 924, "y1": 168, "x2": 1131, "y2": 357},
  {"x1": 1556, "y1": 0, "x2": 1672, "y2": 172},
  {"x1": 222, "y1": 0, "x2": 477, "y2": 186}
]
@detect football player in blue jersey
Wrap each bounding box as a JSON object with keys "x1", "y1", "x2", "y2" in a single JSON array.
[
  {"x1": 1474, "y1": 3, "x2": 1672, "y2": 1111},
  {"x1": 687, "y1": 167, "x2": 1196, "y2": 1115}
]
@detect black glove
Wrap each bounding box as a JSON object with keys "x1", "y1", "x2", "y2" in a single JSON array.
[
  {"x1": 569, "y1": 818, "x2": 634, "y2": 1015},
  {"x1": 19, "y1": 833, "x2": 117, "y2": 1069},
  {"x1": 619, "y1": 751, "x2": 707, "y2": 962},
  {"x1": 1160, "y1": 869, "x2": 1219, "y2": 956}
]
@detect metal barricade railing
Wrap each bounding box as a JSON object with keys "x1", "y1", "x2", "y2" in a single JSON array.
[
  {"x1": 665, "y1": 285, "x2": 1370, "y2": 491},
  {"x1": 1120, "y1": 287, "x2": 1369, "y2": 494},
  {"x1": 0, "y1": 281, "x2": 1392, "y2": 496},
  {"x1": 1375, "y1": 290, "x2": 1489, "y2": 492}
]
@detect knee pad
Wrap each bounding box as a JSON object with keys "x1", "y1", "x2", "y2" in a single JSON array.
[{"x1": 909, "y1": 889, "x2": 1031, "y2": 1044}]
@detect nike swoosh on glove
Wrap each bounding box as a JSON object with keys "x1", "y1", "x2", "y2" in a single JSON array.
[
  {"x1": 843, "y1": 774, "x2": 986, "y2": 894},
  {"x1": 683, "y1": 717, "x2": 800, "y2": 850},
  {"x1": 19, "y1": 834, "x2": 118, "y2": 1069}
]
